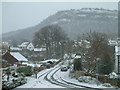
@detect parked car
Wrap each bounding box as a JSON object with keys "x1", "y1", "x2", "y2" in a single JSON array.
[{"x1": 61, "y1": 67, "x2": 68, "y2": 71}]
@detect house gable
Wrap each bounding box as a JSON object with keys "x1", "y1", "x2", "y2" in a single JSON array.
[{"x1": 3, "y1": 52, "x2": 18, "y2": 64}]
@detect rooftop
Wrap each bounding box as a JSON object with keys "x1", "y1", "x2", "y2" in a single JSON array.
[{"x1": 10, "y1": 52, "x2": 28, "y2": 62}]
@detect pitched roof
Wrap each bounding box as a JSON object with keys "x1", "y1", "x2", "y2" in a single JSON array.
[{"x1": 10, "y1": 52, "x2": 28, "y2": 61}]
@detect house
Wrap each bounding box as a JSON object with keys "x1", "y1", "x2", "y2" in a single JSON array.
[
  {"x1": 34, "y1": 48, "x2": 46, "y2": 53},
  {"x1": 18, "y1": 42, "x2": 34, "y2": 51},
  {"x1": 2, "y1": 52, "x2": 28, "y2": 66},
  {"x1": 108, "y1": 39, "x2": 117, "y2": 46},
  {"x1": 32, "y1": 48, "x2": 46, "y2": 59}
]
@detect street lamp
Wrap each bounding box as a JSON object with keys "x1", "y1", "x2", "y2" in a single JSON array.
[{"x1": 96, "y1": 58, "x2": 100, "y2": 86}]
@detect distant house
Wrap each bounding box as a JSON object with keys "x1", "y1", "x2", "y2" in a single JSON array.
[
  {"x1": 18, "y1": 42, "x2": 34, "y2": 51},
  {"x1": 2, "y1": 52, "x2": 28, "y2": 66},
  {"x1": 108, "y1": 39, "x2": 117, "y2": 46},
  {"x1": 33, "y1": 48, "x2": 46, "y2": 59}
]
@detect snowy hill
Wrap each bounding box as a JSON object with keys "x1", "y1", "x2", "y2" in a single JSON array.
[{"x1": 2, "y1": 8, "x2": 118, "y2": 44}]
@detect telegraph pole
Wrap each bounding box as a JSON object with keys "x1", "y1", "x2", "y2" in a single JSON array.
[{"x1": 117, "y1": 1, "x2": 120, "y2": 74}]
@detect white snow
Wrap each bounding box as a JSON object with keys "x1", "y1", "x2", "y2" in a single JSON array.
[
  {"x1": 54, "y1": 69, "x2": 113, "y2": 88},
  {"x1": 80, "y1": 8, "x2": 116, "y2": 14},
  {"x1": 10, "y1": 52, "x2": 28, "y2": 61},
  {"x1": 109, "y1": 72, "x2": 118, "y2": 78},
  {"x1": 16, "y1": 60, "x2": 115, "y2": 88},
  {"x1": 22, "y1": 62, "x2": 42, "y2": 67},
  {"x1": 34, "y1": 48, "x2": 46, "y2": 52},
  {"x1": 17, "y1": 63, "x2": 63, "y2": 88},
  {"x1": 10, "y1": 47, "x2": 22, "y2": 51},
  {"x1": 75, "y1": 55, "x2": 81, "y2": 59},
  {"x1": 18, "y1": 42, "x2": 29, "y2": 48},
  {"x1": 41, "y1": 59, "x2": 59, "y2": 63}
]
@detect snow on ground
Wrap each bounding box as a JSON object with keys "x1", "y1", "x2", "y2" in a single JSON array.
[
  {"x1": 16, "y1": 59, "x2": 116, "y2": 88},
  {"x1": 17, "y1": 63, "x2": 63, "y2": 88},
  {"x1": 54, "y1": 69, "x2": 113, "y2": 88},
  {"x1": 53, "y1": 69, "x2": 83, "y2": 88}
]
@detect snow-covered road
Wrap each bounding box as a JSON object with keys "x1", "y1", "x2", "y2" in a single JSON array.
[
  {"x1": 16, "y1": 62, "x2": 117, "y2": 89},
  {"x1": 17, "y1": 64, "x2": 63, "y2": 88}
]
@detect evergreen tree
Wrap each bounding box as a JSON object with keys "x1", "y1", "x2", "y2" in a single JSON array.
[
  {"x1": 99, "y1": 54, "x2": 114, "y2": 75},
  {"x1": 73, "y1": 55, "x2": 82, "y2": 71}
]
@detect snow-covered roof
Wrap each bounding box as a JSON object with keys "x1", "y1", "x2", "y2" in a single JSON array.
[
  {"x1": 34, "y1": 48, "x2": 46, "y2": 52},
  {"x1": 10, "y1": 47, "x2": 22, "y2": 51},
  {"x1": 115, "y1": 46, "x2": 120, "y2": 55},
  {"x1": 75, "y1": 55, "x2": 81, "y2": 59},
  {"x1": 18, "y1": 42, "x2": 30, "y2": 48},
  {"x1": 21, "y1": 42, "x2": 29, "y2": 45},
  {"x1": 41, "y1": 59, "x2": 59, "y2": 63},
  {"x1": 22, "y1": 62, "x2": 42, "y2": 67},
  {"x1": 10, "y1": 52, "x2": 28, "y2": 61}
]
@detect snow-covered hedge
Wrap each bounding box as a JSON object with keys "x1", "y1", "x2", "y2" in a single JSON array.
[
  {"x1": 2, "y1": 74, "x2": 27, "y2": 89},
  {"x1": 78, "y1": 76, "x2": 100, "y2": 85}
]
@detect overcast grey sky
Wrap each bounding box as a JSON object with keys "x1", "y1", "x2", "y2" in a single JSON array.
[{"x1": 2, "y1": 2, "x2": 118, "y2": 34}]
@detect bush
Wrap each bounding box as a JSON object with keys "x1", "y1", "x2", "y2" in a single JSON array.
[
  {"x1": 78, "y1": 76, "x2": 101, "y2": 85},
  {"x1": 73, "y1": 58, "x2": 82, "y2": 71},
  {"x1": 98, "y1": 54, "x2": 114, "y2": 75},
  {"x1": 17, "y1": 66, "x2": 33, "y2": 76},
  {"x1": 117, "y1": 78, "x2": 120, "y2": 88}
]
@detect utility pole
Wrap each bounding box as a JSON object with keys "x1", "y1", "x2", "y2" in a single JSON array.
[
  {"x1": 118, "y1": 1, "x2": 120, "y2": 74},
  {"x1": 115, "y1": 1, "x2": 120, "y2": 74}
]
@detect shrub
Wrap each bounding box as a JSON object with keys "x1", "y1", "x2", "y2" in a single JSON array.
[
  {"x1": 17, "y1": 66, "x2": 33, "y2": 76},
  {"x1": 117, "y1": 78, "x2": 120, "y2": 88},
  {"x1": 73, "y1": 58, "x2": 82, "y2": 71}
]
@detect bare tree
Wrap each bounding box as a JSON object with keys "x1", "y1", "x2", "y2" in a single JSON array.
[
  {"x1": 33, "y1": 25, "x2": 68, "y2": 59},
  {"x1": 79, "y1": 31, "x2": 114, "y2": 73}
]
